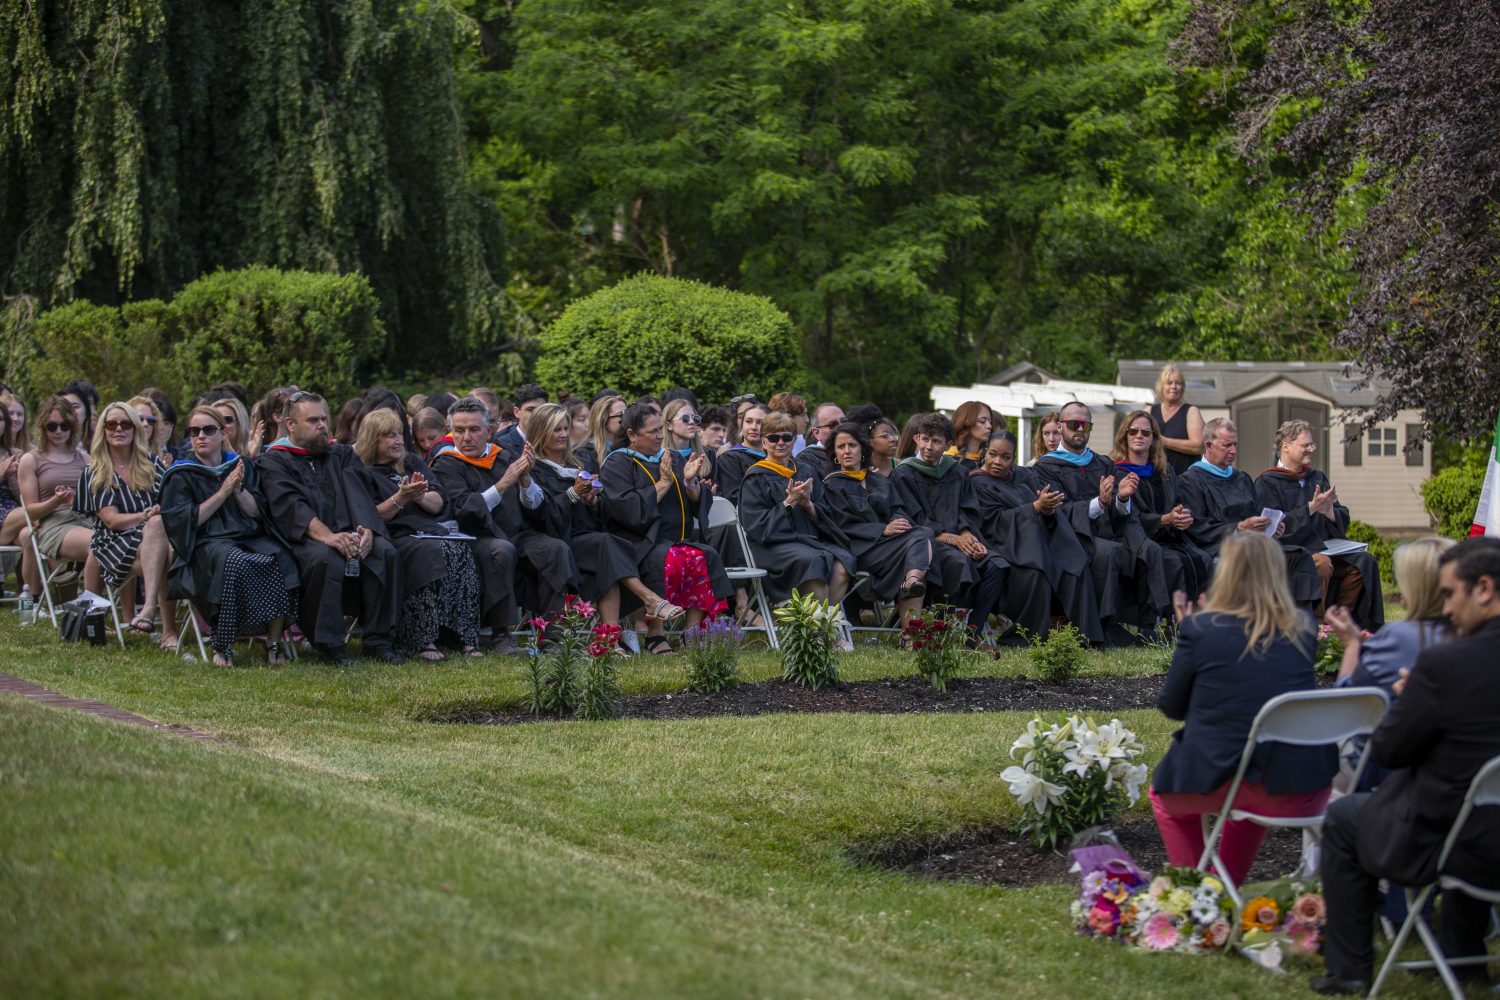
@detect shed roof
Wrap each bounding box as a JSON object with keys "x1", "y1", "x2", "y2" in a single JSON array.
[{"x1": 1115, "y1": 360, "x2": 1391, "y2": 408}]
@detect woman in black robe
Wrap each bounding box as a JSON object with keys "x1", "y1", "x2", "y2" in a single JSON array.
[
  {"x1": 1109, "y1": 411, "x2": 1211, "y2": 604},
  {"x1": 735, "y1": 412, "x2": 856, "y2": 606},
  {"x1": 599, "y1": 403, "x2": 734, "y2": 654},
  {"x1": 159, "y1": 406, "x2": 299, "y2": 667},
  {"x1": 970, "y1": 431, "x2": 1104, "y2": 643},
  {"x1": 712, "y1": 402, "x2": 769, "y2": 506},
  {"x1": 819, "y1": 421, "x2": 932, "y2": 622},
  {"x1": 354, "y1": 408, "x2": 482, "y2": 660}
]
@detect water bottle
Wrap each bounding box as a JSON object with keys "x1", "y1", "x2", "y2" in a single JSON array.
[
  {"x1": 17, "y1": 585, "x2": 35, "y2": 627},
  {"x1": 343, "y1": 556, "x2": 361, "y2": 577}
]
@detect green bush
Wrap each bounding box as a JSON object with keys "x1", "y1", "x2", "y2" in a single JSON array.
[
  {"x1": 25, "y1": 299, "x2": 169, "y2": 406},
  {"x1": 1027, "y1": 623, "x2": 1087, "y2": 684},
  {"x1": 535, "y1": 274, "x2": 810, "y2": 401},
  {"x1": 1421, "y1": 455, "x2": 1486, "y2": 539},
  {"x1": 1345, "y1": 520, "x2": 1396, "y2": 588},
  {"x1": 775, "y1": 591, "x2": 841, "y2": 690}
]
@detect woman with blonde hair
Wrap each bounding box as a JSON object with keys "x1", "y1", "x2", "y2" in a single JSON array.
[
  {"x1": 662, "y1": 398, "x2": 713, "y2": 478},
  {"x1": 575, "y1": 394, "x2": 624, "y2": 474},
  {"x1": 1149, "y1": 362, "x2": 1205, "y2": 475},
  {"x1": 3, "y1": 391, "x2": 30, "y2": 452},
  {"x1": 1031, "y1": 410, "x2": 1063, "y2": 461},
  {"x1": 212, "y1": 395, "x2": 254, "y2": 455},
  {"x1": 1149, "y1": 531, "x2": 1334, "y2": 886},
  {"x1": 16, "y1": 397, "x2": 93, "y2": 597},
  {"x1": 411, "y1": 407, "x2": 448, "y2": 461},
  {"x1": 75, "y1": 402, "x2": 175, "y2": 645},
  {"x1": 1328, "y1": 535, "x2": 1453, "y2": 692}
]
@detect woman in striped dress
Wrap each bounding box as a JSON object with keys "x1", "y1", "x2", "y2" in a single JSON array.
[{"x1": 75, "y1": 402, "x2": 176, "y2": 648}]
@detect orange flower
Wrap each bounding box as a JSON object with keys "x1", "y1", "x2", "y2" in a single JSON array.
[{"x1": 1241, "y1": 896, "x2": 1281, "y2": 932}]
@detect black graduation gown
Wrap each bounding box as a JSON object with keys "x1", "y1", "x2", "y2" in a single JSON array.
[
  {"x1": 258, "y1": 443, "x2": 402, "y2": 647},
  {"x1": 573, "y1": 441, "x2": 603, "y2": 476},
  {"x1": 736, "y1": 463, "x2": 855, "y2": 603},
  {"x1": 1034, "y1": 451, "x2": 1170, "y2": 622},
  {"x1": 358, "y1": 460, "x2": 448, "y2": 600},
  {"x1": 819, "y1": 471, "x2": 932, "y2": 601},
  {"x1": 598, "y1": 450, "x2": 733, "y2": 601},
  {"x1": 159, "y1": 457, "x2": 300, "y2": 622},
  {"x1": 970, "y1": 467, "x2": 1103, "y2": 642},
  {"x1": 1175, "y1": 464, "x2": 1322, "y2": 604},
  {"x1": 428, "y1": 446, "x2": 578, "y2": 618},
  {"x1": 714, "y1": 446, "x2": 764, "y2": 506},
  {"x1": 1126, "y1": 467, "x2": 1211, "y2": 602},
  {"x1": 532, "y1": 460, "x2": 641, "y2": 603},
  {"x1": 1255, "y1": 467, "x2": 1385, "y2": 627},
  {"x1": 794, "y1": 443, "x2": 833, "y2": 482}
]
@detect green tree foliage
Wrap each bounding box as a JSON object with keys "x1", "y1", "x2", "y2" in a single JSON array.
[
  {"x1": 18, "y1": 268, "x2": 384, "y2": 408},
  {"x1": 535, "y1": 275, "x2": 808, "y2": 402},
  {"x1": 1421, "y1": 455, "x2": 1487, "y2": 540},
  {"x1": 0, "y1": 0, "x2": 503, "y2": 369}
]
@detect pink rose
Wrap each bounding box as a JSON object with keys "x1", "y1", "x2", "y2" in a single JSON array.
[{"x1": 1292, "y1": 893, "x2": 1326, "y2": 925}]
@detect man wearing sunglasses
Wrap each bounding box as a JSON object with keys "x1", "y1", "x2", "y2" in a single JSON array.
[
  {"x1": 1035, "y1": 401, "x2": 1172, "y2": 645},
  {"x1": 792, "y1": 401, "x2": 843, "y2": 482}
]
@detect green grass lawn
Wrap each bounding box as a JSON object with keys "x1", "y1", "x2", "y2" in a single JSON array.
[{"x1": 0, "y1": 610, "x2": 1469, "y2": 998}]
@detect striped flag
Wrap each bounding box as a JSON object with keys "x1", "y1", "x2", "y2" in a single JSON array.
[{"x1": 1471, "y1": 411, "x2": 1500, "y2": 536}]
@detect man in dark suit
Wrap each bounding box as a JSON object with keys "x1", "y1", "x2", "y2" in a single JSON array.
[{"x1": 1311, "y1": 536, "x2": 1500, "y2": 995}]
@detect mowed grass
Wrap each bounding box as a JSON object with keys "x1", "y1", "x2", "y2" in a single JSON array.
[{"x1": 0, "y1": 609, "x2": 1458, "y2": 999}]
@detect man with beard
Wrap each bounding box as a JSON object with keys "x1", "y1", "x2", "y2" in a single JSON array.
[
  {"x1": 259, "y1": 392, "x2": 403, "y2": 664},
  {"x1": 1034, "y1": 400, "x2": 1171, "y2": 644}
]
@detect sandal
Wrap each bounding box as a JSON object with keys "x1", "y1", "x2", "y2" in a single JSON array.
[
  {"x1": 266, "y1": 642, "x2": 288, "y2": 667},
  {"x1": 458, "y1": 645, "x2": 484, "y2": 658},
  {"x1": 126, "y1": 614, "x2": 155, "y2": 636},
  {"x1": 643, "y1": 634, "x2": 676, "y2": 656},
  {"x1": 212, "y1": 651, "x2": 235, "y2": 668},
  {"x1": 159, "y1": 634, "x2": 183, "y2": 654},
  {"x1": 898, "y1": 577, "x2": 926, "y2": 601},
  {"x1": 646, "y1": 599, "x2": 685, "y2": 624},
  {"x1": 417, "y1": 645, "x2": 446, "y2": 662}
]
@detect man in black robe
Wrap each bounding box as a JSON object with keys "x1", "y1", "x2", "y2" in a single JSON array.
[
  {"x1": 1175, "y1": 417, "x2": 1322, "y2": 606},
  {"x1": 429, "y1": 397, "x2": 577, "y2": 645},
  {"x1": 792, "y1": 401, "x2": 843, "y2": 481},
  {"x1": 1033, "y1": 401, "x2": 1170, "y2": 642},
  {"x1": 259, "y1": 392, "x2": 403, "y2": 664},
  {"x1": 1254, "y1": 419, "x2": 1384, "y2": 628}
]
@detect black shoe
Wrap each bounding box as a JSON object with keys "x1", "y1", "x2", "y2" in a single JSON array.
[
  {"x1": 1307, "y1": 973, "x2": 1370, "y2": 996},
  {"x1": 317, "y1": 644, "x2": 357, "y2": 666},
  {"x1": 364, "y1": 643, "x2": 405, "y2": 665}
]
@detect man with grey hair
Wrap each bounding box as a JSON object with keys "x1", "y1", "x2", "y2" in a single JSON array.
[{"x1": 792, "y1": 401, "x2": 843, "y2": 480}]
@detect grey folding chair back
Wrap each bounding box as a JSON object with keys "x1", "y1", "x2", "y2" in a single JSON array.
[
  {"x1": 1370, "y1": 753, "x2": 1500, "y2": 999},
  {"x1": 1198, "y1": 687, "x2": 1390, "y2": 905},
  {"x1": 707, "y1": 496, "x2": 778, "y2": 649}
]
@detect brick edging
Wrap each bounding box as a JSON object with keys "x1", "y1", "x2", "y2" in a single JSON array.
[{"x1": 0, "y1": 673, "x2": 222, "y2": 742}]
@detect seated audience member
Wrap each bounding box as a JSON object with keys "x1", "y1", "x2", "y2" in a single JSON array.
[
  {"x1": 1031, "y1": 410, "x2": 1063, "y2": 462},
  {"x1": 1175, "y1": 418, "x2": 1322, "y2": 608},
  {"x1": 736, "y1": 412, "x2": 855, "y2": 610},
  {"x1": 405, "y1": 393, "x2": 428, "y2": 419},
  {"x1": 895, "y1": 414, "x2": 920, "y2": 461},
  {"x1": 563, "y1": 397, "x2": 590, "y2": 451},
  {"x1": 412, "y1": 407, "x2": 448, "y2": 461},
  {"x1": 59, "y1": 379, "x2": 99, "y2": 443},
  {"x1": 1149, "y1": 362, "x2": 1205, "y2": 476},
  {"x1": 946, "y1": 401, "x2": 996, "y2": 470},
  {"x1": 429, "y1": 396, "x2": 577, "y2": 641},
  {"x1": 1034, "y1": 400, "x2": 1170, "y2": 639},
  {"x1": 890, "y1": 413, "x2": 1026, "y2": 641},
  {"x1": 3, "y1": 391, "x2": 30, "y2": 453},
  {"x1": 1150, "y1": 532, "x2": 1334, "y2": 888},
  {"x1": 0, "y1": 402, "x2": 23, "y2": 545},
  {"x1": 470, "y1": 387, "x2": 503, "y2": 429},
  {"x1": 127, "y1": 395, "x2": 171, "y2": 466},
  {"x1": 1256, "y1": 419, "x2": 1384, "y2": 626},
  {"x1": 254, "y1": 386, "x2": 299, "y2": 455},
  {"x1": 259, "y1": 392, "x2": 404, "y2": 665},
  {"x1": 75, "y1": 403, "x2": 174, "y2": 646},
  {"x1": 729, "y1": 393, "x2": 761, "y2": 445},
  {"x1": 767, "y1": 392, "x2": 809, "y2": 454},
  {"x1": 16, "y1": 396, "x2": 93, "y2": 596},
  {"x1": 795, "y1": 401, "x2": 844, "y2": 480},
  {"x1": 575, "y1": 394, "x2": 624, "y2": 474},
  {"x1": 1330, "y1": 536, "x2": 1452, "y2": 693},
  {"x1": 635, "y1": 394, "x2": 662, "y2": 416},
  {"x1": 598, "y1": 403, "x2": 734, "y2": 654},
  {"x1": 1312, "y1": 537, "x2": 1500, "y2": 996},
  {"x1": 970, "y1": 430, "x2": 1103, "y2": 644},
  {"x1": 353, "y1": 408, "x2": 482, "y2": 660},
  {"x1": 160, "y1": 406, "x2": 299, "y2": 667},
  {"x1": 820, "y1": 421, "x2": 932, "y2": 623},
  {"x1": 714, "y1": 402, "x2": 769, "y2": 504},
  {"x1": 140, "y1": 387, "x2": 179, "y2": 457},
  {"x1": 332, "y1": 396, "x2": 365, "y2": 446},
  {"x1": 699, "y1": 405, "x2": 730, "y2": 453},
  {"x1": 208, "y1": 395, "x2": 253, "y2": 457},
  {"x1": 497, "y1": 383, "x2": 549, "y2": 452},
  {"x1": 662, "y1": 398, "x2": 713, "y2": 483},
  {"x1": 1111, "y1": 410, "x2": 1209, "y2": 602},
  {"x1": 869, "y1": 418, "x2": 899, "y2": 477}
]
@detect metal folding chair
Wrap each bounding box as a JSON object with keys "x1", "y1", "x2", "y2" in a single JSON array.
[
  {"x1": 1370, "y1": 754, "x2": 1500, "y2": 999},
  {"x1": 1198, "y1": 687, "x2": 1390, "y2": 905},
  {"x1": 20, "y1": 504, "x2": 81, "y2": 624},
  {"x1": 706, "y1": 496, "x2": 778, "y2": 650}
]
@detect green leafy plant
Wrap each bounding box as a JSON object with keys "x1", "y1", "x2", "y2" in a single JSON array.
[
  {"x1": 1003, "y1": 715, "x2": 1148, "y2": 850},
  {"x1": 576, "y1": 625, "x2": 622, "y2": 722},
  {"x1": 526, "y1": 596, "x2": 622, "y2": 719},
  {"x1": 774, "y1": 591, "x2": 843, "y2": 691},
  {"x1": 681, "y1": 616, "x2": 742, "y2": 693},
  {"x1": 1027, "y1": 623, "x2": 1088, "y2": 684},
  {"x1": 1421, "y1": 455, "x2": 1487, "y2": 539},
  {"x1": 900, "y1": 605, "x2": 969, "y2": 691},
  {"x1": 1345, "y1": 520, "x2": 1396, "y2": 587}
]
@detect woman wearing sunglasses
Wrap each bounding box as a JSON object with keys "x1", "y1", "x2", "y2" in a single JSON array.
[
  {"x1": 1111, "y1": 410, "x2": 1208, "y2": 601},
  {"x1": 15, "y1": 396, "x2": 94, "y2": 597},
  {"x1": 160, "y1": 406, "x2": 300, "y2": 666},
  {"x1": 661, "y1": 398, "x2": 715, "y2": 485},
  {"x1": 737, "y1": 412, "x2": 855, "y2": 610}
]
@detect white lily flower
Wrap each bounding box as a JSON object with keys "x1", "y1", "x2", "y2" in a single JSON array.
[{"x1": 1000, "y1": 765, "x2": 1065, "y2": 815}]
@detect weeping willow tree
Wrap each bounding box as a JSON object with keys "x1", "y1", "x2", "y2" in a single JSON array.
[{"x1": 0, "y1": 0, "x2": 505, "y2": 370}]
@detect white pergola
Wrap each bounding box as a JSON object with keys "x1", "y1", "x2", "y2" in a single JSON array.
[{"x1": 930, "y1": 379, "x2": 1158, "y2": 464}]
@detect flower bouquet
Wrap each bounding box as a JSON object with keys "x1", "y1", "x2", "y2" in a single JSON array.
[
  {"x1": 1072, "y1": 860, "x2": 1236, "y2": 955},
  {"x1": 1234, "y1": 879, "x2": 1327, "y2": 972}
]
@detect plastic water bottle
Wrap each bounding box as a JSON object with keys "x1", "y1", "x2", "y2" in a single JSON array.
[{"x1": 17, "y1": 586, "x2": 35, "y2": 627}]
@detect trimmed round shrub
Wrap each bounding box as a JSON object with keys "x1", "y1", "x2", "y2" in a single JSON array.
[
  {"x1": 1421, "y1": 457, "x2": 1486, "y2": 539},
  {"x1": 535, "y1": 274, "x2": 809, "y2": 400}
]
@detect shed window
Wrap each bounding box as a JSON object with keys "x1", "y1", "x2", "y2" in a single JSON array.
[{"x1": 1366, "y1": 426, "x2": 1397, "y2": 458}]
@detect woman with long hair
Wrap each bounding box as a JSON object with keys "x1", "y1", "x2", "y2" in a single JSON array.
[
  {"x1": 412, "y1": 407, "x2": 448, "y2": 461},
  {"x1": 662, "y1": 398, "x2": 714, "y2": 483},
  {"x1": 1031, "y1": 410, "x2": 1063, "y2": 461},
  {"x1": 575, "y1": 394, "x2": 624, "y2": 475},
  {"x1": 75, "y1": 402, "x2": 175, "y2": 646},
  {"x1": 2, "y1": 392, "x2": 30, "y2": 452},
  {"x1": 212, "y1": 396, "x2": 253, "y2": 456},
  {"x1": 0, "y1": 402, "x2": 24, "y2": 546},
  {"x1": 564, "y1": 397, "x2": 590, "y2": 451},
  {"x1": 713, "y1": 401, "x2": 768, "y2": 505},
  {"x1": 1149, "y1": 532, "x2": 1334, "y2": 886},
  {"x1": 353, "y1": 407, "x2": 482, "y2": 661},
  {"x1": 1329, "y1": 536, "x2": 1453, "y2": 692},
  {"x1": 16, "y1": 396, "x2": 94, "y2": 598},
  {"x1": 1111, "y1": 409, "x2": 1209, "y2": 601},
  {"x1": 946, "y1": 401, "x2": 998, "y2": 469},
  {"x1": 126, "y1": 395, "x2": 171, "y2": 465}
]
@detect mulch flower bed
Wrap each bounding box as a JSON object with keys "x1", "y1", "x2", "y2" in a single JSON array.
[
  {"x1": 855, "y1": 815, "x2": 1307, "y2": 889},
  {"x1": 418, "y1": 673, "x2": 1165, "y2": 725}
]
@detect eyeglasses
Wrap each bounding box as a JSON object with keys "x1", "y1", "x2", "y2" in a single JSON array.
[
  {"x1": 764, "y1": 433, "x2": 795, "y2": 444},
  {"x1": 219, "y1": 413, "x2": 238, "y2": 424},
  {"x1": 185, "y1": 425, "x2": 221, "y2": 437},
  {"x1": 814, "y1": 421, "x2": 840, "y2": 431},
  {"x1": 607, "y1": 413, "x2": 624, "y2": 423},
  {"x1": 103, "y1": 419, "x2": 135, "y2": 432},
  {"x1": 677, "y1": 413, "x2": 702, "y2": 425},
  {"x1": 1063, "y1": 419, "x2": 1092, "y2": 432},
  {"x1": 1126, "y1": 427, "x2": 1154, "y2": 437},
  {"x1": 139, "y1": 415, "x2": 158, "y2": 425},
  {"x1": 44, "y1": 421, "x2": 69, "y2": 433},
  {"x1": 730, "y1": 394, "x2": 758, "y2": 405}
]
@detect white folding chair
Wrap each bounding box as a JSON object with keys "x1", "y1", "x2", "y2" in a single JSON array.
[
  {"x1": 1198, "y1": 687, "x2": 1390, "y2": 905},
  {"x1": 1370, "y1": 754, "x2": 1500, "y2": 999},
  {"x1": 706, "y1": 496, "x2": 778, "y2": 650},
  {"x1": 21, "y1": 504, "x2": 81, "y2": 624}
]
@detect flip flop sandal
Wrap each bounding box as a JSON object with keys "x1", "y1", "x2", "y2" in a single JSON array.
[
  {"x1": 647, "y1": 599, "x2": 685, "y2": 623},
  {"x1": 126, "y1": 614, "x2": 155, "y2": 635},
  {"x1": 898, "y1": 579, "x2": 926, "y2": 600},
  {"x1": 417, "y1": 644, "x2": 446, "y2": 662},
  {"x1": 643, "y1": 635, "x2": 676, "y2": 656}
]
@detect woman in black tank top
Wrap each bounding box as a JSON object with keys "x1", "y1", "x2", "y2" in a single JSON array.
[{"x1": 1150, "y1": 363, "x2": 1203, "y2": 475}]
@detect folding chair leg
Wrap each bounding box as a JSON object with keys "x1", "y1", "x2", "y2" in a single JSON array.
[
  {"x1": 107, "y1": 586, "x2": 126, "y2": 650},
  {"x1": 1371, "y1": 885, "x2": 1437, "y2": 998},
  {"x1": 753, "y1": 581, "x2": 778, "y2": 650}
]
